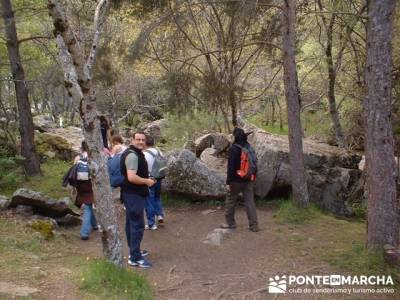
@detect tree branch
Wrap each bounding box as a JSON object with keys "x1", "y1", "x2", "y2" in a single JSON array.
[
  {"x1": 17, "y1": 35, "x2": 53, "y2": 44},
  {"x1": 84, "y1": 0, "x2": 110, "y2": 81}
]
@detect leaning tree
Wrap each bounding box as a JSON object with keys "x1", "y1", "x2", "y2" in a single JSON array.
[{"x1": 48, "y1": 0, "x2": 123, "y2": 265}]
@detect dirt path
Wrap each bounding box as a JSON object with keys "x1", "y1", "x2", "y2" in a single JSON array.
[{"x1": 77, "y1": 205, "x2": 397, "y2": 300}]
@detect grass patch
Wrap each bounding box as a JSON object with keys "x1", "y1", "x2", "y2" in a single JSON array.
[
  {"x1": 1, "y1": 157, "x2": 70, "y2": 199},
  {"x1": 274, "y1": 200, "x2": 322, "y2": 224},
  {"x1": 322, "y1": 241, "x2": 396, "y2": 277},
  {"x1": 0, "y1": 214, "x2": 76, "y2": 286},
  {"x1": 161, "y1": 193, "x2": 194, "y2": 208},
  {"x1": 80, "y1": 259, "x2": 153, "y2": 300},
  {"x1": 247, "y1": 114, "x2": 289, "y2": 135},
  {"x1": 0, "y1": 215, "x2": 71, "y2": 257},
  {"x1": 23, "y1": 159, "x2": 70, "y2": 199}
]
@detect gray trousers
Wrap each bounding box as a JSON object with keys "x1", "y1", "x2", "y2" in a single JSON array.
[{"x1": 224, "y1": 181, "x2": 258, "y2": 229}]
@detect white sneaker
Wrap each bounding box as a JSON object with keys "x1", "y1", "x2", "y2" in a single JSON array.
[
  {"x1": 157, "y1": 215, "x2": 164, "y2": 224},
  {"x1": 145, "y1": 224, "x2": 157, "y2": 230},
  {"x1": 128, "y1": 258, "x2": 152, "y2": 268}
]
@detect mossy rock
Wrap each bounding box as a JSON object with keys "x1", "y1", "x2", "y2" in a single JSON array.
[
  {"x1": 28, "y1": 219, "x2": 56, "y2": 240},
  {"x1": 35, "y1": 132, "x2": 76, "y2": 161}
]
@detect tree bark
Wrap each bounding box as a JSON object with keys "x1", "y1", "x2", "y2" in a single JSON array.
[
  {"x1": 1, "y1": 0, "x2": 41, "y2": 175},
  {"x1": 325, "y1": 16, "x2": 346, "y2": 148},
  {"x1": 365, "y1": 0, "x2": 399, "y2": 250},
  {"x1": 281, "y1": 0, "x2": 310, "y2": 208},
  {"x1": 229, "y1": 88, "x2": 238, "y2": 127},
  {"x1": 48, "y1": 0, "x2": 123, "y2": 266}
]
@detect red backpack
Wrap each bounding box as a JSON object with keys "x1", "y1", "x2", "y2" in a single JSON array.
[{"x1": 234, "y1": 144, "x2": 258, "y2": 181}]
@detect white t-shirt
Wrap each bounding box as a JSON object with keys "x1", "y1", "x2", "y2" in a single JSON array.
[{"x1": 144, "y1": 147, "x2": 161, "y2": 174}]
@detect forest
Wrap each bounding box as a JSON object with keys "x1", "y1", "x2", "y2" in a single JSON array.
[{"x1": 0, "y1": 0, "x2": 400, "y2": 299}]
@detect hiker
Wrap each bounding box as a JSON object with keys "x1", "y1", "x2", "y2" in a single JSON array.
[
  {"x1": 111, "y1": 134, "x2": 127, "y2": 157},
  {"x1": 120, "y1": 131, "x2": 155, "y2": 268},
  {"x1": 221, "y1": 127, "x2": 259, "y2": 232},
  {"x1": 99, "y1": 116, "x2": 112, "y2": 150},
  {"x1": 74, "y1": 141, "x2": 98, "y2": 240},
  {"x1": 144, "y1": 135, "x2": 166, "y2": 230},
  {"x1": 107, "y1": 134, "x2": 127, "y2": 199}
]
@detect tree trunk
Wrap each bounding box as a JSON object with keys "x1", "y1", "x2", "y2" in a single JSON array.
[
  {"x1": 325, "y1": 17, "x2": 346, "y2": 148},
  {"x1": 229, "y1": 89, "x2": 238, "y2": 127},
  {"x1": 365, "y1": 0, "x2": 399, "y2": 250},
  {"x1": 281, "y1": 0, "x2": 310, "y2": 208},
  {"x1": 48, "y1": 0, "x2": 123, "y2": 266},
  {"x1": 1, "y1": 0, "x2": 41, "y2": 175}
]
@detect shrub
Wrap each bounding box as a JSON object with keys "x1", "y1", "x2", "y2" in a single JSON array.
[{"x1": 0, "y1": 153, "x2": 24, "y2": 196}]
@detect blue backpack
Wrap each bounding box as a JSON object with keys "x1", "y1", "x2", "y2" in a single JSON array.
[
  {"x1": 76, "y1": 154, "x2": 90, "y2": 181},
  {"x1": 107, "y1": 153, "x2": 125, "y2": 187}
]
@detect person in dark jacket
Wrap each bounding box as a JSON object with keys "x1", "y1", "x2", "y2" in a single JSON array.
[
  {"x1": 221, "y1": 127, "x2": 259, "y2": 232},
  {"x1": 74, "y1": 141, "x2": 98, "y2": 240},
  {"x1": 99, "y1": 116, "x2": 112, "y2": 150},
  {"x1": 120, "y1": 131, "x2": 155, "y2": 268}
]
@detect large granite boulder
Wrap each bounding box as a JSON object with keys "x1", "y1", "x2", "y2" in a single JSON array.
[
  {"x1": 35, "y1": 126, "x2": 83, "y2": 161},
  {"x1": 51, "y1": 127, "x2": 83, "y2": 155},
  {"x1": 0, "y1": 195, "x2": 10, "y2": 211},
  {"x1": 194, "y1": 133, "x2": 231, "y2": 157},
  {"x1": 199, "y1": 148, "x2": 227, "y2": 175},
  {"x1": 243, "y1": 123, "x2": 363, "y2": 216},
  {"x1": 163, "y1": 150, "x2": 226, "y2": 199},
  {"x1": 9, "y1": 189, "x2": 79, "y2": 218},
  {"x1": 161, "y1": 122, "x2": 364, "y2": 216},
  {"x1": 33, "y1": 115, "x2": 55, "y2": 132},
  {"x1": 140, "y1": 119, "x2": 168, "y2": 143}
]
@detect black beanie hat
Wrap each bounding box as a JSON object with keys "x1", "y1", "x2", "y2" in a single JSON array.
[{"x1": 233, "y1": 127, "x2": 247, "y2": 143}]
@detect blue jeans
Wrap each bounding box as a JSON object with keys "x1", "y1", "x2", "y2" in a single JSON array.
[
  {"x1": 123, "y1": 192, "x2": 146, "y2": 262},
  {"x1": 145, "y1": 180, "x2": 164, "y2": 226},
  {"x1": 80, "y1": 204, "x2": 98, "y2": 238}
]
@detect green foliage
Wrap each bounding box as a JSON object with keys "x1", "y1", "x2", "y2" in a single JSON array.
[
  {"x1": 275, "y1": 200, "x2": 322, "y2": 225},
  {"x1": 162, "y1": 69, "x2": 195, "y2": 115},
  {"x1": 113, "y1": 0, "x2": 167, "y2": 15},
  {"x1": 247, "y1": 114, "x2": 289, "y2": 135},
  {"x1": 0, "y1": 156, "x2": 70, "y2": 198},
  {"x1": 302, "y1": 109, "x2": 333, "y2": 141},
  {"x1": 0, "y1": 152, "x2": 24, "y2": 196},
  {"x1": 80, "y1": 259, "x2": 153, "y2": 300},
  {"x1": 162, "y1": 111, "x2": 224, "y2": 150},
  {"x1": 323, "y1": 242, "x2": 390, "y2": 276},
  {"x1": 351, "y1": 202, "x2": 367, "y2": 220}
]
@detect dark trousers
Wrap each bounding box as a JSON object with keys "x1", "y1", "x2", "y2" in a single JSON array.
[
  {"x1": 225, "y1": 181, "x2": 258, "y2": 229},
  {"x1": 123, "y1": 192, "x2": 146, "y2": 261}
]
